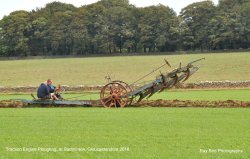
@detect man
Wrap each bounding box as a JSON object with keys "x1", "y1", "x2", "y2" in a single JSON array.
[{"x1": 37, "y1": 79, "x2": 59, "y2": 100}]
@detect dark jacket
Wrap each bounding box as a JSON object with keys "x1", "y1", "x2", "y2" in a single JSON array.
[{"x1": 37, "y1": 83, "x2": 50, "y2": 99}]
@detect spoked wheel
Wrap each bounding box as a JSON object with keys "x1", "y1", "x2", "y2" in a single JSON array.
[
  {"x1": 111, "y1": 80, "x2": 133, "y2": 105},
  {"x1": 100, "y1": 82, "x2": 129, "y2": 108}
]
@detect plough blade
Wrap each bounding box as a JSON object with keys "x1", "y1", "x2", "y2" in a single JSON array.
[
  {"x1": 137, "y1": 89, "x2": 153, "y2": 103},
  {"x1": 182, "y1": 69, "x2": 190, "y2": 82}
]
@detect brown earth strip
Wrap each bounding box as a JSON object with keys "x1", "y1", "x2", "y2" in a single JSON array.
[
  {"x1": 183, "y1": 81, "x2": 250, "y2": 89},
  {"x1": 0, "y1": 100, "x2": 25, "y2": 108},
  {"x1": 136, "y1": 100, "x2": 250, "y2": 108}
]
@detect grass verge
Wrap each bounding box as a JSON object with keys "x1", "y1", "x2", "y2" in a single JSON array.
[{"x1": 0, "y1": 108, "x2": 249, "y2": 159}]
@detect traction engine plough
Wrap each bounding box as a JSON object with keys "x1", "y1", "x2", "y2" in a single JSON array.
[{"x1": 100, "y1": 58, "x2": 205, "y2": 107}]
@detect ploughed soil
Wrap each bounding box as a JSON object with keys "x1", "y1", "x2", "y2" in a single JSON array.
[
  {"x1": 136, "y1": 100, "x2": 250, "y2": 108},
  {"x1": 0, "y1": 99, "x2": 249, "y2": 108}
]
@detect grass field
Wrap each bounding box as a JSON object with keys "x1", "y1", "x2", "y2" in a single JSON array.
[
  {"x1": 0, "y1": 108, "x2": 249, "y2": 159},
  {"x1": 0, "y1": 52, "x2": 250, "y2": 86},
  {"x1": 0, "y1": 52, "x2": 249, "y2": 159},
  {"x1": 1, "y1": 89, "x2": 249, "y2": 101}
]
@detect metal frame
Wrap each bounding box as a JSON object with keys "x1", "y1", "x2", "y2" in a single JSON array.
[{"x1": 100, "y1": 58, "x2": 205, "y2": 107}]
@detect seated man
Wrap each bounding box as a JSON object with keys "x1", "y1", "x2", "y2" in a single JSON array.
[{"x1": 37, "y1": 79, "x2": 59, "y2": 100}]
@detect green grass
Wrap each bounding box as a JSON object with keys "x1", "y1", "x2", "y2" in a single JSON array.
[
  {"x1": 1, "y1": 89, "x2": 249, "y2": 101},
  {"x1": 0, "y1": 108, "x2": 249, "y2": 159},
  {"x1": 0, "y1": 52, "x2": 250, "y2": 86}
]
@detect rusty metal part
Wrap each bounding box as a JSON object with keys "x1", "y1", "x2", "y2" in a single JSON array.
[
  {"x1": 111, "y1": 80, "x2": 133, "y2": 105},
  {"x1": 164, "y1": 58, "x2": 171, "y2": 68},
  {"x1": 100, "y1": 82, "x2": 129, "y2": 108},
  {"x1": 182, "y1": 68, "x2": 190, "y2": 82},
  {"x1": 112, "y1": 80, "x2": 133, "y2": 93}
]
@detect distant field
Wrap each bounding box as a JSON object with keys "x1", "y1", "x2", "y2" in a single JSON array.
[
  {"x1": 0, "y1": 108, "x2": 249, "y2": 159},
  {"x1": 0, "y1": 52, "x2": 249, "y2": 87},
  {"x1": 1, "y1": 89, "x2": 249, "y2": 101}
]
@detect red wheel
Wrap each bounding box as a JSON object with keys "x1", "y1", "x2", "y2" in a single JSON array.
[
  {"x1": 111, "y1": 80, "x2": 133, "y2": 105},
  {"x1": 100, "y1": 82, "x2": 129, "y2": 108}
]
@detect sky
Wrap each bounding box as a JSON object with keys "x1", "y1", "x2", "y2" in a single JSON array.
[{"x1": 0, "y1": 0, "x2": 219, "y2": 19}]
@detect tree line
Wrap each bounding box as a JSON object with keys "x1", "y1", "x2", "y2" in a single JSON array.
[{"x1": 0, "y1": 0, "x2": 249, "y2": 56}]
